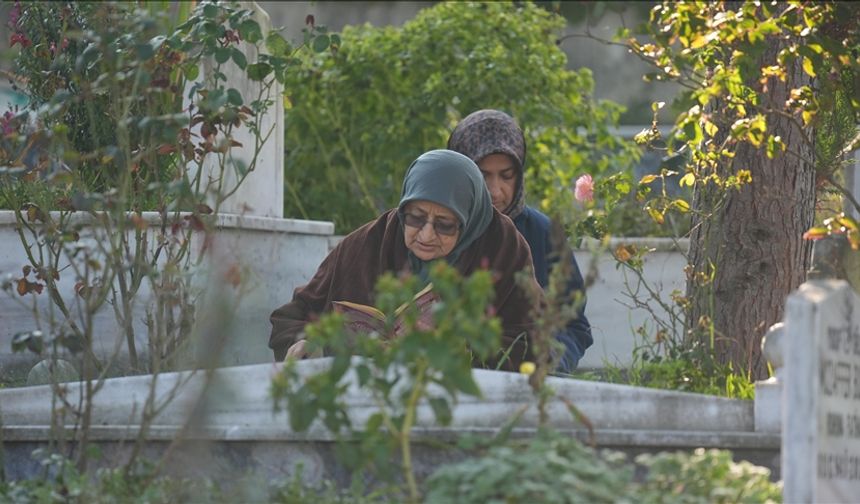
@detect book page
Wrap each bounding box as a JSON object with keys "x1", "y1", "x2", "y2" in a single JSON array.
[
  {"x1": 332, "y1": 300, "x2": 386, "y2": 321},
  {"x1": 393, "y1": 282, "x2": 435, "y2": 318}
]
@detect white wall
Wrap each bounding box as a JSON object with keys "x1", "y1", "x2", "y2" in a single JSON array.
[
  {"x1": 0, "y1": 212, "x2": 333, "y2": 380},
  {"x1": 576, "y1": 238, "x2": 688, "y2": 369}
]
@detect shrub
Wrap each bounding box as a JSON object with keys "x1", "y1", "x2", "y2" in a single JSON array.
[
  {"x1": 425, "y1": 431, "x2": 781, "y2": 504},
  {"x1": 424, "y1": 429, "x2": 633, "y2": 503},
  {"x1": 282, "y1": 1, "x2": 638, "y2": 233}
]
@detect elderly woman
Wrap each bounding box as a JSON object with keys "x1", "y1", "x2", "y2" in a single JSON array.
[
  {"x1": 269, "y1": 149, "x2": 541, "y2": 371},
  {"x1": 448, "y1": 109, "x2": 593, "y2": 372}
]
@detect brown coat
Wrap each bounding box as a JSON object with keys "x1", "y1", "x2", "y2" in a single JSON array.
[{"x1": 269, "y1": 208, "x2": 541, "y2": 370}]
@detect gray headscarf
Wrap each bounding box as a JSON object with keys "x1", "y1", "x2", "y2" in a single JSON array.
[
  {"x1": 447, "y1": 109, "x2": 527, "y2": 220},
  {"x1": 398, "y1": 149, "x2": 493, "y2": 283}
]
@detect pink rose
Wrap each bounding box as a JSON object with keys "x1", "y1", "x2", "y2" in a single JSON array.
[
  {"x1": 10, "y1": 32, "x2": 31, "y2": 48},
  {"x1": 574, "y1": 174, "x2": 594, "y2": 203},
  {"x1": 1, "y1": 111, "x2": 15, "y2": 136}
]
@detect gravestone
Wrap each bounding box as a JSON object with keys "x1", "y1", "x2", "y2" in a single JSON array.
[
  {"x1": 783, "y1": 280, "x2": 860, "y2": 502},
  {"x1": 189, "y1": 1, "x2": 283, "y2": 218}
]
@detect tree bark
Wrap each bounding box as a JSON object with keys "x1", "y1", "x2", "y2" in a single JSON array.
[{"x1": 686, "y1": 34, "x2": 815, "y2": 380}]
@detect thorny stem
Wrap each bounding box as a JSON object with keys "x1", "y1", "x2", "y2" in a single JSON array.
[{"x1": 401, "y1": 359, "x2": 427, "y2": 504}]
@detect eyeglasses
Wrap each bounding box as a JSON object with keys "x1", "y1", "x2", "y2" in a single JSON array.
[{"x1": 401, "y1": 212, "x2": 460, "y2": 236}]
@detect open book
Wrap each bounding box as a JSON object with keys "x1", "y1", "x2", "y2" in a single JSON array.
[{"x1": 332, "y1": 283, "x2": 436, "y2": 339}]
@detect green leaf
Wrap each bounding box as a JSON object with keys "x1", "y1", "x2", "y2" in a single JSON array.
[
  {"x1": 135, "y1": 43, "x2": 155, "y2": 61},
  {"x1": 265, "y1": 32, "x2": 290, "y2": 55},
  {"x1": 756, "y1": 20, "x2": 782, "y2": 36},
  {"x1": 288, "y1": 391, "x2": 318, "y2": 431},
  {"x1": 214, "y1": 47, "x2": 231, "y2": 64},
  {"x1": 747, "y1": 115, "x2": 767, "y2": 147},
  {"x1": 312, "y1": 34, "x2": 331, "y2": 53},
  {"x1": 226, "y1": 88, "x2": 243, "y2": 106},
  {"x1": 366, "y1": 412, "x2": 384, "y2": 432},
  {"x1": 182, "y1": 63, "x2": 199, "y2": 81},
  {"x1": 765, "y1": 135, "x2": 784, "y2": 159},
  {"x1": 449, "y1": 368, "x2": 481, "y2": 396},
  {"x1": 429, "y1": 397, "x2": 453, "y2": 426},
  {"x1": 202, "y1": 3, "x2": 218, "y2": 19},
  {"x1": 682, "y1": 120, "x2": 703, "y2": 145},
  {"x1": 205, "y1": 88, "x2": 227, "y2": 109},
  {"x1": 231, "y1": 47, "x2": 247, "y2": 69},
  {"x1": 239, "y1": 19, "x2": 263, "y2": 43},
  {"x1": 356, "y1": 363, "x2": 371, "y2": 385},
  {"x1": 246, "y1": 62, "x2": 272, "y2": 81}
]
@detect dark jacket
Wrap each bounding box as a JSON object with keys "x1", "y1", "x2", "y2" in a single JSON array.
[
  {"x1": 513, "y1": 206, "x2": 593, "y2": 372},
  {"x1": 269, "y1": 208, "x2": 542, "y2": 371}
]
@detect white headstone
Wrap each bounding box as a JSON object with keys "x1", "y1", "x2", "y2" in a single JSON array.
[
  {"x1": 190, "y1": 2, "x2": 284, "y2": 218},
  {"x1": 784, "y1": 280, "x2": 860, "y2": 502}
]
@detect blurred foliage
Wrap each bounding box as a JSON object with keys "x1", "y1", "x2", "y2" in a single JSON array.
[
  {"x1": 0, "y1": 448, "x2": 388, "y2": 504},
  {"x1": 425, "y1": 430, "x2": 780, "y2": 503},
  {"x1": 425, "y1": 429, "x2": 634, "y2": 503},
  {"x1": 271, "y1": 262, "x2": 501, "y2": 502},
  {"x1": 2, "y1": 440, "x2": 780, "y2": 503},
  {"x1": 2, "y1": 1, "x2": 178, "y2": 206},
  {"x1": 0, "y1": 0, "x2": 334, "y2": 375},
  {"x1": 282, "y1": 1, "x2": 638, "y2": 233},
  {"x1": 578, "y1": 340, "x2": 756, "y2": 400}
]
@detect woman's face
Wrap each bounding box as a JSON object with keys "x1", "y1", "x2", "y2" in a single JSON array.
[
  {"x1": 402, "y1": 200, "x2": 461, "y2": 261},
  {"x1": 478, "y1": 153, "x2": 518, "y2": 212}
]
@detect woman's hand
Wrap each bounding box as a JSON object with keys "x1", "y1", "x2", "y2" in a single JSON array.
[
  {"x1": 284, "y1": 338, "x2": 323, "y2": 361},
  {"x1": 285, "y1": 339, "x2": 309, "y2": 360}
]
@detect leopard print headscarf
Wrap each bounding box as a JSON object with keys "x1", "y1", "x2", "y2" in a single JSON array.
[{"x1": 447, "y1": 109, "x2": 527, "y2": 220}]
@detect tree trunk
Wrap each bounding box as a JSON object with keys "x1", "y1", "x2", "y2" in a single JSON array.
[{"x1": 686, "y1": 35, "x2": 815, "y2": 380}]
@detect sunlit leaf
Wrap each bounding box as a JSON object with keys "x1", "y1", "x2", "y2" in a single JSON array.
[
  {"x1": 673, "y1": 199, "x2": 690, "y2": 212},
  {"x1": 679, "y1": 172, "x2": 695, "y2": 188},
  {"x1": 704, "y1": 121, "x2": 718, "y2": 137},
  {"x1": 614, "y1": 244, "x2": 634, "y2": 263},
  {"x1": 802, "y1": 226, "x2": 829, "y2": 241},
  {"x1": 837, "y1": 216, "x2": 859, "y2": 233},
  {"x1": 647, "y1": 207, "x2": 665, "y2": 225},
  {"x1": 802, "y1": 57, "x2": 816, "y2": 77}
]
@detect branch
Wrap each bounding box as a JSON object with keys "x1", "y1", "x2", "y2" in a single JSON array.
[
  {"x1": 556, "y1": 29, "x2": 704, "y2": 91},
  {"x1": 823, "y1": 173, "x2": 860, "y2": 216}
]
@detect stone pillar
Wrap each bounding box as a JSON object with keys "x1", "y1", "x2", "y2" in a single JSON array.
[
  {"x1": 846, "y1": 147, "x2": 860, "y2": 220},
  {"x1": 191, "y1": 2, "x2": 284, "y2": 218}
]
